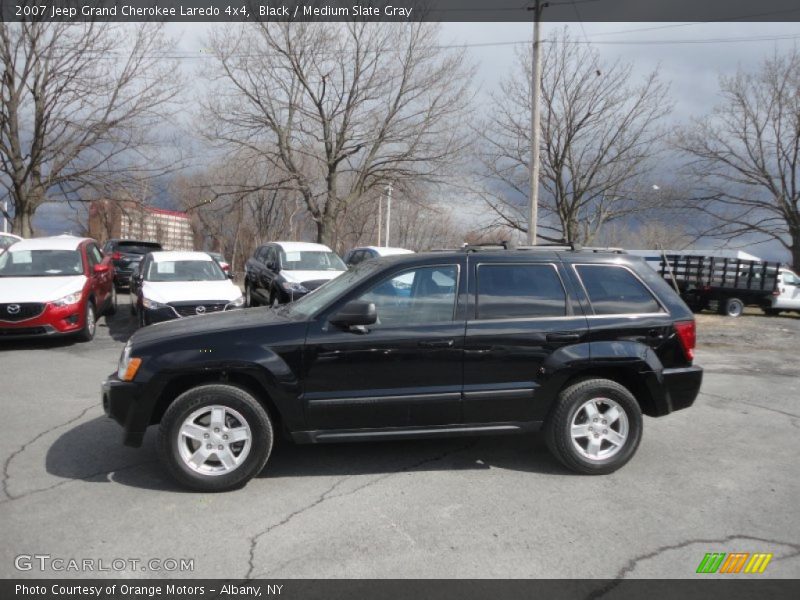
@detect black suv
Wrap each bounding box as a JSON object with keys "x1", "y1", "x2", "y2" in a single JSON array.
[
  {"x1": 102, "y1": 239, "x2": 163, "y2": 289},
  {"x1": 103, "y1": 246, "x2": 702, "y2": 491}
]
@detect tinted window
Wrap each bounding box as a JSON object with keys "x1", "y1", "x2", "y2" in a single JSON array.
[
  {"x1": 356, "y1": 265, "x2": 458, "y2": 327},
  {"x1": 477, "y1": 264, "x2": 566, "y2": 319},
  {"x1": 116, "y1": 241, "x2": 161, "y2": 254},
  {"x1": 576, "y1": 265, "x2": 662, "y2": 315}
]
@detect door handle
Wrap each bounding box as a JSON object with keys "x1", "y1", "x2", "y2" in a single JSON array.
[
  {"x1": 546, "y1": 332, "x2": 581, "y2": 342},
  {"x1": 418, "y1": 339, "x2": 454, "y2": 348}
]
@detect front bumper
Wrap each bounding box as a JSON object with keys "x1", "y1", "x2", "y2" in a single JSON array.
[
  {"x1": 102, "y1": 375, "x2": 150, "y2": 447},
  {"x1": 0, "y1": 303, "x2": 85, "y2": 338},
  {"x1": 662, "y1": 365, "x2": 703, "y2": 413}
]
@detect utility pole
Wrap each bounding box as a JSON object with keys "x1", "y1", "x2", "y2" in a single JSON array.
[
  {"x1": 527, "y1": 0, "x2": 547, "y2": 246},
  {"x1": 1, "y1": 200, "x2": 8, "y2": 233},
  {"x1": 384, "y1": 182, "x2": 393, "y2": 247},
  {"x1": 377, "y1": 193, "x2": 382, "y2": 246}
]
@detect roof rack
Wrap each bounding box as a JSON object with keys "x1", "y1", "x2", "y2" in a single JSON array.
[{"x1": 455, "y1": 241, "x2": 626, "y2": 254}]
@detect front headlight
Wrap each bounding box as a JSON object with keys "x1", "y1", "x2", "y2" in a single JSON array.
[
  {"x1": 52, "y1": 292, "x2": 82, "y2": 307},
  {"x1": 142, "y1": 297, "x2": 166, "y2": 310},
  {"x1": 281, "y1": 281, "x2": 308, "y2": 293},
  {"x1": 225, "y1": 295, "x2": 245, "y2": 310},
  {"x1": 116, "y1": 342, "x2": 142, "y2": 382}
]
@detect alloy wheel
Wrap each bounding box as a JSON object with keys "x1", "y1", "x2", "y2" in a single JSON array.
[
  {"x1": 569, "y1": 397, "x2": 629, "y2": 461},
  {"x1": 177, "y1": 405, "x2": 252, "y2": 476}
]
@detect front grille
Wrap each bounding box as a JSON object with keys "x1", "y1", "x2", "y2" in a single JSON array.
[
  {"x1": 0, "y1": 326, "x2": 47, "y2": 336},
  {"x1": 0, "y1": 303, "x2": 45, "y2": 322},
  {"x1": 168, "y1": 302, "x2": 227, "y2": 317}
]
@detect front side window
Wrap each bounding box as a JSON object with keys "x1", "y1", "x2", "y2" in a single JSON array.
[
  {"x1": 477, "y1": 264, "x2": 566, "y2": 319},
  {"x1": 576, "y1": 265, "x2": 662, "y2": 315},
  {"x1": 356, "y1": 265, "x2": 458, "y2": 327}
]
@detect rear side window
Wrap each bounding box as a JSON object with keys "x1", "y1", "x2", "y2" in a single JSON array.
[
  {"x1": 576, "y1": 265, "x2": 662, "y2": 315},
  {"x1": 477, "y1": 264, "x2": 566, "y2": 319}
]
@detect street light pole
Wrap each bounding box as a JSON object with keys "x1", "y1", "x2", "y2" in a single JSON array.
[
  {"x1": 527, "y1": 0, "x2": 547, "y2": 246},
  {"x1": 1, "y1": 200, "x2": 7, "y2": 233},
  {"x1": 385, "y1": 182, "x2": 393, "y2": 247},
  {"x1": 377, "y1": 192, "x2": 382, "y2": 247}
]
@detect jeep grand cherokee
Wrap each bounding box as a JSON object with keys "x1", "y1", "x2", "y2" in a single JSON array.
[{"x1": 102, "y1": 245, "x2": 702, "y2": 491}]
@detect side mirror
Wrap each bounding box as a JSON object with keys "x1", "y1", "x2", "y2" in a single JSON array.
[
  {"x1": 93, "y1": 264, "x2": 110, "y2": 274},
  {"x1": 227, "y1": 272, "x2": 234, "y2": 279},
  {"x1": 330, "y1": 301, "x2": 377, "y2": 328}
]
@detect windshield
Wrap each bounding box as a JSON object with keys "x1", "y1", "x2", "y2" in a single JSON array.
[
  {"x1": 282, "y1": 261, "x2": 380, "y2": 319},
  {"x1": 280, "y1": 250, "x2": 345, "y2": 271},
  {"x1": 146, "y1": 259, "x2": 227, "y2": 282},
  {"x1": 0, "y1": 249, "x2": 83, "y2": 277}
]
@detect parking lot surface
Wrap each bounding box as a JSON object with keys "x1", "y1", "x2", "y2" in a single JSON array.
[{"x1": 1, "y1": 300, "x2": 798, "y2": 579}]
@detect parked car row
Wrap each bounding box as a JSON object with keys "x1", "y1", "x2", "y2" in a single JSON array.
[{"x1": 0, "y1": 234, "x2": 239, "y2": 340}]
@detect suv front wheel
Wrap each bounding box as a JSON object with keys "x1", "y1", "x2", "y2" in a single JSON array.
[
  {"x1": 545, "y1": 378, "x2": 642, "y2": 474},
  {"x1": 157, "y1": 384, "x2": 274, "y2": 492}
]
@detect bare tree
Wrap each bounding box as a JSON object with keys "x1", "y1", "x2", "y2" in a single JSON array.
[
  {"x1": 479, "y1": 28, "x2": 671, "y2": 244},
  {"x1": 173, "y1": 160, "x2": 301, "y2": 272},
  {"x1": 202, "y1": 22, "x2": 473, "y2": 246},
  {"x1": 0, "y1": 21, "x2": 180, "y2": 236},
  {"x1": 677, "y1": 49, "x2": 800, "y2": 268}
]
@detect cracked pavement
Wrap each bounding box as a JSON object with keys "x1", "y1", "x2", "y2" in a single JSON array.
[{"x1": 1, "y1": 300, "x2": 798, "y2": 579}]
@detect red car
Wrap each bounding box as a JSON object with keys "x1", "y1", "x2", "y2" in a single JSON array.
[{"x1": 0, "y1": 235, "x2": 116, "y2": 341}]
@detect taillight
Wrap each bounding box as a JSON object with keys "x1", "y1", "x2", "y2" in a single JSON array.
[
  {"x1": 674, "y1": 320, "x2": 696, "y2": 361},
  {"x1": 112, "y1": 251, "x2": 122, "y2": 260}
]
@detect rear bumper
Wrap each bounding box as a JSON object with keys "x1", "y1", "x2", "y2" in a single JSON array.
[{"x1": 662, "y1": 365, "x2": 703, "y2": 413}]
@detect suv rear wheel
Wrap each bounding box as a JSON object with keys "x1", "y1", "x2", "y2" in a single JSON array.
[
  {"x1": 157, "y1": 384, "x2": 273, "y2": 492},
  {"x1": 545, "y1": 378, "x2": 642, "y2": 474}
]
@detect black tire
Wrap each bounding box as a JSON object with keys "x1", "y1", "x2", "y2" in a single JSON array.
[
  {"x1": 157, "y1": 384, "x2": 273, "y2": 492},
  {"x1": 723, "y1": 297, "x2": 744, "y2": 317},
  {"x1": 105, "y1": 286, "x2": 117, "y2": 316},
  {"x1": 137, "y1": 309, "x2": 146, "y2": 329},
  {"x1": 245, "y1": 282, "x2": 257, "y2": 307},
  {"x1": 269, "y1": 288, "x2": 280, "y2": 307},
  {"x1": 544, "y1": 378, "x2": 643, "y2": 475},
  {"x1": 77, "y1": 301, "x2": 97, "y2": 342}
]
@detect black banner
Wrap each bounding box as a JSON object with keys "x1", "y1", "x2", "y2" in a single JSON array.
[
  {"x1": 3, "y1": 0, "x2": 800, "y2": 23},
  {"x1": 3, "y1": 580, "x2": 800, "y2": 600}
]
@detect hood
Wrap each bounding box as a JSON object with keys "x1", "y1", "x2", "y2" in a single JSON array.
[
  {"x1": 281, "y1": 270, "x2": 344, "y2": 285},
  {"x1": 0, "y1": 276, "x2": 86, "y2": 303},
  {"x1": 130, "y1": 305, "x2": 293, "y2": 347},
  {"x1": 143, "y1": 280, "x2": 242, "y2": 304}
]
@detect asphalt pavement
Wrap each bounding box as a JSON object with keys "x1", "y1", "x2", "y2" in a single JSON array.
[{"x1": 1, "y1": 299, "x2": 798, "y2": 579}]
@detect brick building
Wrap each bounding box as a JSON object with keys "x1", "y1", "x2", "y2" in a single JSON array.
[{"x1": 88, "y1": 200, "x2": 195, "y2": 251}]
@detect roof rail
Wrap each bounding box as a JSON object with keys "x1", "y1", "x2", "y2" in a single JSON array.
[{"x1": 432, "y1": 242, "x2": 627, "y2": 254}]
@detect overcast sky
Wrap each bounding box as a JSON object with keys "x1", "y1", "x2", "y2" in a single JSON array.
[
  {"x1": 40, "y1": 21, "x2": 800, "y2": 260},
  {"x1": 169, "y1": 20, "x2": 800, "y2": 121}
]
